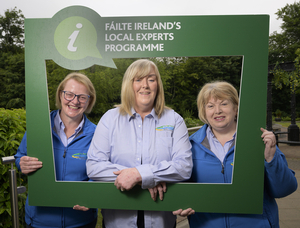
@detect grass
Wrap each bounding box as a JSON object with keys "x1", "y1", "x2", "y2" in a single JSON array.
[
  {"x1": 96, "y1": 210, "x2": 103, "y2": 228},
  {"x1": 274, "y1": 121, "x2": 300, "y2": 128}
]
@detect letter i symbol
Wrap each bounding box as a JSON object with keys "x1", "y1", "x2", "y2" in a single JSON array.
[{"x1": 67, "y1": 23, "x2": 82, "y2": 52}]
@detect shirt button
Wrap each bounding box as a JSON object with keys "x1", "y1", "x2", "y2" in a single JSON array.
[{"x1": 139, "y1": 125, "x2": 141, "y2": 127}]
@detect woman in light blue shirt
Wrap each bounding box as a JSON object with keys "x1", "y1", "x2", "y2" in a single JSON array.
[{"x1": 86, "y1": 59, "x2": 193, "y2": 228}]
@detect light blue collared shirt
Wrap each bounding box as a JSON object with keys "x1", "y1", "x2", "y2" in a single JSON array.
[
  {"x1": 86, "y1": 107, "x2": 192, "y2": 228},
  {"x1": 206, "y1": 126, "x2": 236, "y2": 163},
  {"x1": 54, "y1": 111, "x2": 84, "y2": 147}
]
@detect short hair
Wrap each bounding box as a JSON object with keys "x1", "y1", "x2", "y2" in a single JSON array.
[
  {"x1": 116, "y1": 59, "x2": 166, "y2": 118},
  {"x1": 55, "y1": 72, "x2": 96, "y2": 113},
  {"x1": 197, "y1": 81, "x2": 239, "y2": 124}
]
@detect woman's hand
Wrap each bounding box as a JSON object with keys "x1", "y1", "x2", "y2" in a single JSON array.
[
  {"x1": 148, "y1": 182, "x2": 166, "y2": 201},
  {"x1": 260, "y1": 128, "x2": 276, "y2": 163},
  {"x1": 19, "y1": 156, "x2": 43, "y2": 174},
  {"x1": 113, "y1": 168, "x2": 142, "y2": 191},
  {"x1": 173, "y1": 208, "x2": 195, "y2": 217},
  {"x1": 73, "y1": 205, "x2": 89, "y2": 211}
]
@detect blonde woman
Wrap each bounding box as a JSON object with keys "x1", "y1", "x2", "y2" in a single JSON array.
[
  {"x1": 87, "y1": 59, "x2": 193, "y2": 228},
  {"x1": 15, "y1": 73, "x2": 98, "y2": 228},
  {"x1": 174, "y1": 81, "x2": 298, "y2": 228}
]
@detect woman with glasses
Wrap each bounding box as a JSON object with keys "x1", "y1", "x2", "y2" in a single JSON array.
[{"x1": 15, "y1": 72, "x2": 98, "y2": 228}]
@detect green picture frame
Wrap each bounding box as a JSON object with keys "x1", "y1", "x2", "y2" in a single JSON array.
[{"x1": 25, "y1": 5, "x2": 269, "y2": 214}]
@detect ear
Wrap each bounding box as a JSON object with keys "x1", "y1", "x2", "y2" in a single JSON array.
[{"x1": 235, "y1": 108, "x2": 238, "y2": 120}]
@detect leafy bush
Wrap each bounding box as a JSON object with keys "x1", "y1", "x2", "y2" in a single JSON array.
[
  {"x1": 274, "y1": 109, "x2": 282, "y2": 117},
  {"x1": 282, "y1": 117, "x2": 291, "y2": 121},
  {"x1": 182, "y1": 110, "x2": 194, "y2": 119},
  {"x1": 184, "y1": 117, "x2": 204, "y2": 128},
  {"x1": 281, "y1": 111, "x2": 288, "y2": 118},
  {"x1": 0, "y1": 108, "x2": 27, "y2": 228}
]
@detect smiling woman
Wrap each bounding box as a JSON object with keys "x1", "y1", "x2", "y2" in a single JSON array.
[
  {"x1": 132, "y1": 69, "x2": 158, "y2": 117},
  {"x1": 200, "y1": 82, "x2": 238, "y2": 146},
  {"x1": 86, "y1": 59, "x2": 193, "y2": 228},
  {"x1": 173, "y1": 81, "x2": 298, "y2": 228},
  {"x1": 14, "y1": 72, "x2": 98, "y2": 228}
]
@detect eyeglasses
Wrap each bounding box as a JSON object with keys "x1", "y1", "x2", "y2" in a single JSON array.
[{"x1": 61, "y1": 91, "x2": 90, "y2": 104}]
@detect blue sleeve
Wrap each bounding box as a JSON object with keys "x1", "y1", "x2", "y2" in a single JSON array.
[
  {"x1": 264, "y1": 146, "x2": 298, "y2": 198},
  {"x1": 14, "y1": 132, "x2": 28, "y2": 171}
]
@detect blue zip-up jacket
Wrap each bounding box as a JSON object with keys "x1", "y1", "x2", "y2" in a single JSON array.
[
  {"x1": 188, "y1": 124, "x2": 297, "y2": 228},
  {"x1": 15, "y1": 110, "x2": 97, "y2": 228}
]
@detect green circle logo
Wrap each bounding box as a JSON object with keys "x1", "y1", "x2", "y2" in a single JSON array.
[{"x1": 54, "y1": 16, "x2": 102, "y2": 60}]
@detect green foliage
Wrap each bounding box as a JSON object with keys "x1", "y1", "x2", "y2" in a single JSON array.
[
  {"x1": 0, "y1": 7, "x2": 24, "y2": 54},
  {"x1": 275, "y1": 109, "x2": 282, "y2": 117},
  {"x1": 0, "y1": 51, "x2": 25, "y2": 109},
  {"x1": 184, "y1": 117, "x2": 204, "y2": 128},
  {"x1": 0, "y1": 108, "x2": 27, "y2": 228},
  {"x1": 0, "y1": 7, "x2": 25, "y2": 109},
  {"x1": 161, "y1": 56, "x2": 242, "y2": 118},
  {"x1": 282, "y1": 116, "x2": 292, "y2": 121},
  {"x1": 182, "y1": 110, "x2": 194, "y2": 119},
  {"x1": 269, "y1": 2, "x2": 300, "y2": 64},
  {"x1": 272, "y1": 48, "x2": 300, "y2": 94}
]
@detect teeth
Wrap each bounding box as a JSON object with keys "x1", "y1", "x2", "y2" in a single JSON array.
[{"x1": 69, "y1": 106, "x2": 79, "y2": 110}]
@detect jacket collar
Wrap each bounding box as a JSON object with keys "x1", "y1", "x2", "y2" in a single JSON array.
[
  {"x1": 189, "y1": 124, "x2": 208, "y2": 144},
  {"x1": 51, "y1": 110, "x2": 94, "y2": 135}
]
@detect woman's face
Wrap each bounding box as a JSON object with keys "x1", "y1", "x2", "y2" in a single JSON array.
[
  {"x1": 132, "y1": 66, "x2": 158, "y2": 114},
  {"x1": 205, "y1": 97, "x2": 237, "y2": 134},
  {"x1": 60, "y1": 79, "x2": 89, "y2": 123}
]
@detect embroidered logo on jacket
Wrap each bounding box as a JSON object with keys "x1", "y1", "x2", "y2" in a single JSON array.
[
  {"x1": 156, "y1": 125, "x2": 174, "y2": 131},
  {"x1": 72, "y1": 153, "x2": 87, "y2": 160}
]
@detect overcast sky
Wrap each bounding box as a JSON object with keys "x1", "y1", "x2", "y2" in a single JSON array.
[{"x1": 0, "y1": 0, "x2": 298, "y2": 35}]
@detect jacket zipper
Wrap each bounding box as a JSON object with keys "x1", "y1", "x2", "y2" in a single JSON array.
[{"x1": 221, "y1": 163, "x2": 224, "y2": 174}]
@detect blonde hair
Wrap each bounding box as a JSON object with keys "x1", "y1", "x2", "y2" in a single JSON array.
[
  {"x1": 116, "y1": 59, "x2": 166, "y2": 118},
  {"x1": 55, "y1": 72, "x2": 96, "y2": 113},
  {"x1": 197, "y1": 81, "x2": 239, "y2": 124}
]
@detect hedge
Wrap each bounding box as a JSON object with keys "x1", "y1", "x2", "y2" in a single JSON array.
[{"x1": 0, "y1": 108, "x2": 27, "y2": 228}]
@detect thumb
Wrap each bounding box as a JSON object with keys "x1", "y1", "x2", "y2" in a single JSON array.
[
  {"x1": 260, "y1": 127, "x2": 267, "y2": 133},
  {"x1": 113, "y1": 170, "x2": 121, "y2": 175}
]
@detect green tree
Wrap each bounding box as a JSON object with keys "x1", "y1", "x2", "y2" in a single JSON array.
[
  {"x1": 162, "y1": 56, "x2": 242, "y2": 118},
  {"x1": 0, "y1": 51, "x2": 25, "y2": 109},
  {"x1": 269, "y1": 2, "x2": 300, "y2": 64},
  {"x1": 0, "y1": 7, "x2": 25, "y2": 109},
  {"x1": 272, "y1": 49, "x2": 300, "y2": 92},
  {"x1": 0, "y1": 7, "x2": 24, "y2": 53},
  {"x1": 272, "y1": 48, "x2": 300, "y2": 121}
]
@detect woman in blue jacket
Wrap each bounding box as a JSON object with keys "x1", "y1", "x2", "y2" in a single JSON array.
[
  {"x1": 174, "y1": 81, "x2": 298, "y2": 228},
  {"x1": 15, "y1": 73, "x2": 98, "y2": 228}
]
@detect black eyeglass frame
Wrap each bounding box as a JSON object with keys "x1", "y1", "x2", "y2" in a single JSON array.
[{"x1": 61, "y1": 90, "x2": 90, "y2": 104}]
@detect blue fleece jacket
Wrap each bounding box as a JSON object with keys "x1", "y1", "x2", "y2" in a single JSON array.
[
  {"x1": 15, "y1": 110, "x2": 97, "y2": 228},
  {"x1": 188, "y1": 124, "x2": 298, "y2": 228}
]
